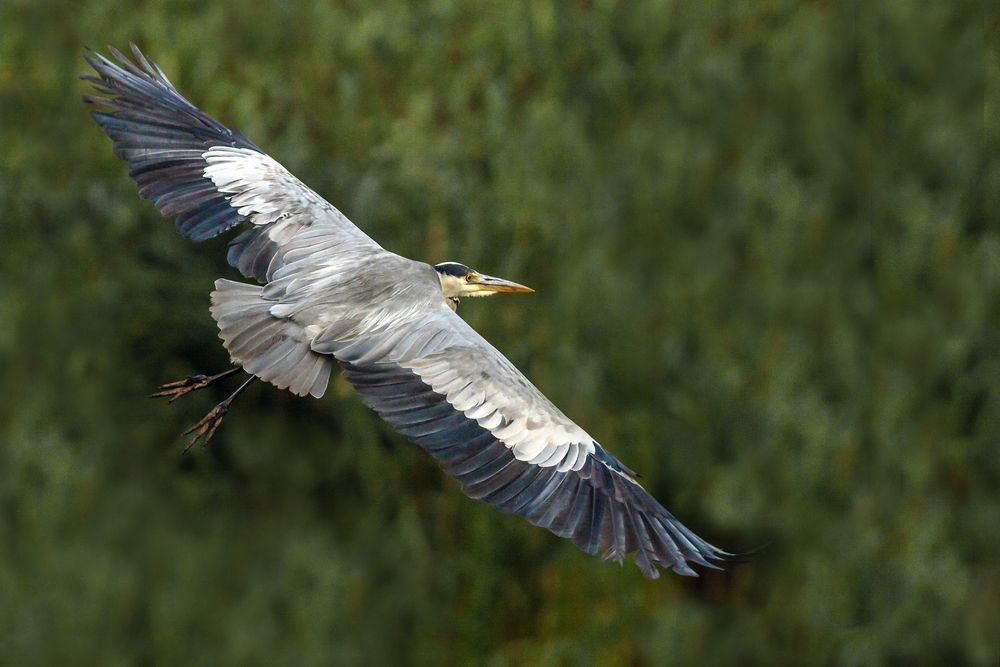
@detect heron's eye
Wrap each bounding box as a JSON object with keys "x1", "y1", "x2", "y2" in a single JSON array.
[{"x1": 466, "y1": 274, "x2": 477, "y2": 283}]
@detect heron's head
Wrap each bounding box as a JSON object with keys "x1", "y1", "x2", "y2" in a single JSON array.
[{"x1": 434, "y1": 262, "x2": 534, "y2": 300}]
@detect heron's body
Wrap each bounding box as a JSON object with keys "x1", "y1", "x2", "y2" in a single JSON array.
[{"x1": 84, "y1": 45, "x2": 728, "y2": 578}]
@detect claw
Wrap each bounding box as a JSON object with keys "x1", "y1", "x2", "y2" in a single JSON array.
[
  {"x1": 151, "y1": 374, "x2": 213, "y2": 402},
  {"x1": 176, "y1": 375, "x2": 256, "y2": 453},
  {"x1": 182, "y1": 404, "x2": 229, "y2": 452},
  {"x1": 151, "y1": 367, "x2": 242, "y2": 402}
]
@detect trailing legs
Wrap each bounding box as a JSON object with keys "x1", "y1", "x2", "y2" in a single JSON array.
[{"x1": 151, "y1": 366, "x2": 256, "y2": 449}]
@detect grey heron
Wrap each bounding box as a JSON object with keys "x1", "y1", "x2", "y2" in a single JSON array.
[{"x1": 83, "y1": 44, "x2": 729, "y2": 578}]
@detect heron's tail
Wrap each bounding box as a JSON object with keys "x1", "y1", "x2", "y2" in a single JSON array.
[{"x1": 210, "y1": 279, "x2": 331, "y2": 398}]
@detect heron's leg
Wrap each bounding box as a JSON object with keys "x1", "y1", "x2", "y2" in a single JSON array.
[
  {"x1": 151, "y1": 366, "x2": 243, "y2": 402},
  {"x1": 183, "y1": 375, "x2": 257, "y2": 452}
]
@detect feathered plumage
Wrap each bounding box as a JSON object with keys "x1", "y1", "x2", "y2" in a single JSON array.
[{"x1": 84, "y1": 44, "x2": 729, "y2": 578}]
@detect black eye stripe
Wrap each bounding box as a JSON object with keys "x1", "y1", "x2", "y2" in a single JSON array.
[{"x1": 434, "y1": 262, "x2": 472, "y2": 278}]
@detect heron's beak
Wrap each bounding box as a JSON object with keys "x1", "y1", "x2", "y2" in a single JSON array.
[{"x1": 475, "y1": 274, "x2": 534, "y2": 294}]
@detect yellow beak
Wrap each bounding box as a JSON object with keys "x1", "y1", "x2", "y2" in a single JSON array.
[{"x1": 475, "y1": 274, "x2": 534, "y2": 294}]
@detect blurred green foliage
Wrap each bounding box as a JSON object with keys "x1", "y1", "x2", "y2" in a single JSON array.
[{"x1": 1, "y1": 1, "x2": 997, "y2": 665}]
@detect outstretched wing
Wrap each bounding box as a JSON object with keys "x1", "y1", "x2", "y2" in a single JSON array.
[
  {"x1": 82, "y1": 44, "x2": 378, "y2": 282},
  {"x1": 315, "y1": 308, "x2": 728, "y2": 578}
]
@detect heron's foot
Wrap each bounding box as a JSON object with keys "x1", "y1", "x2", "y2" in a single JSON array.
[
  {"x1": 182, "y1": 403, "x2": 229, "y2": 452},
  {"x1": 151, "y1": 367, "x2": 242, "y2": 402},
  {"x1": 152, "y1": 375, "x2": 214, "y2": 402}
]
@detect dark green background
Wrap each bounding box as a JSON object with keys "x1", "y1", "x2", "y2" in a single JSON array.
[{"x1": 2, "y1": 1, "x2": 997, "y2": 665}]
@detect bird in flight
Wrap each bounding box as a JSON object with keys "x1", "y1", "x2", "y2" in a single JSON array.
[{"x1": 83, "y1": 44, "x2": 728, "y2": 578}]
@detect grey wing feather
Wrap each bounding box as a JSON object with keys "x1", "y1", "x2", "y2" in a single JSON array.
[
  {"x1": 83, "y1": 44, "x2": 378, "y2": 282},
  {"x1": 318, "y1": 308, "x2": 729, "y2": 578}
]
